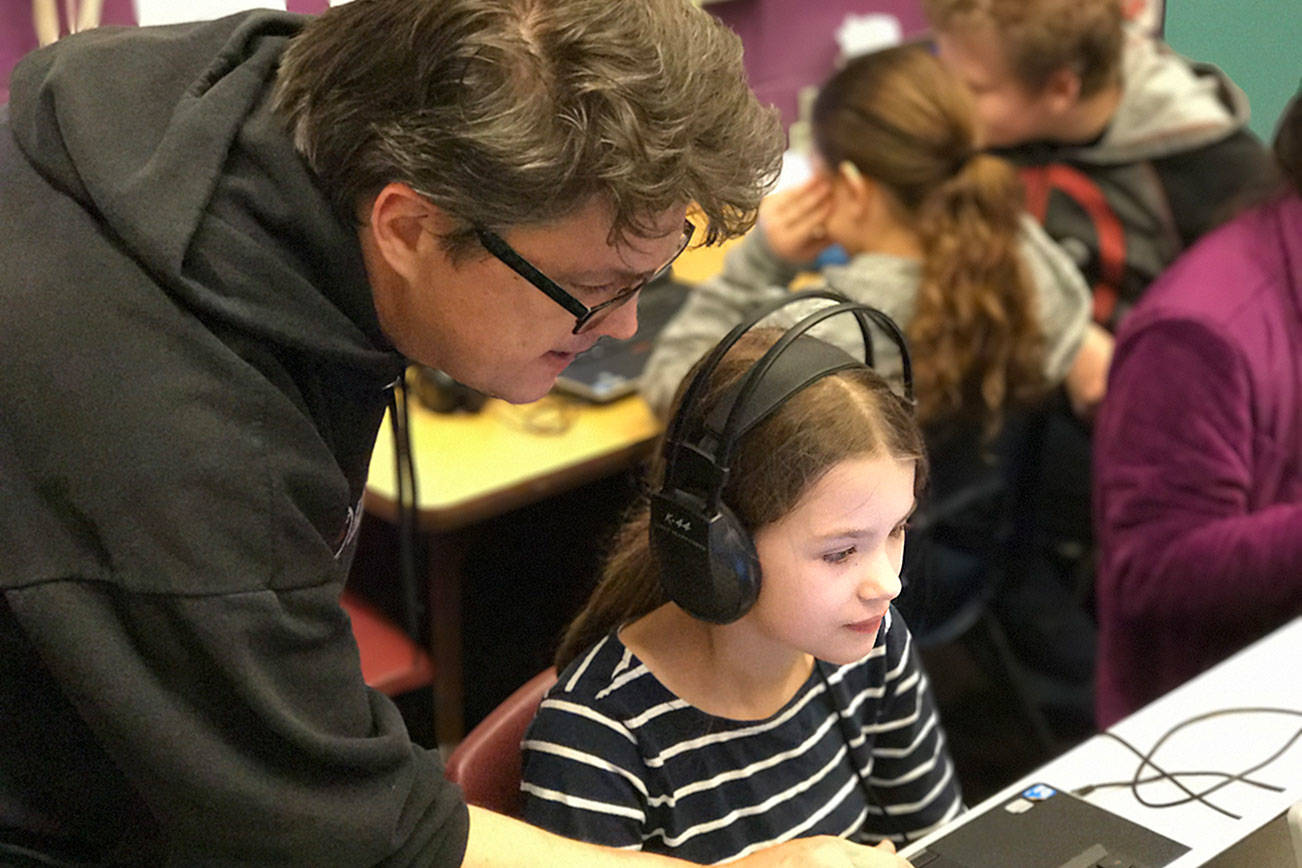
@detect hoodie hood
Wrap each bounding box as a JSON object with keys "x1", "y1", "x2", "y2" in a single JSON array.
[
  {"x1": 7, "y1": 11, "x2": 401, "y2": 380},
  {"x1": 1010, "y1": 214, "x2": 1091, "y2": 382},
  {"x1": 1065, "y1": 30, "x2": 1252, "y2": 166}
]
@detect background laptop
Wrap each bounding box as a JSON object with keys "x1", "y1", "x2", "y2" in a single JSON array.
[
  {"x1": 553, "y1": 276, "x2": 691, "y2": 403},
  {"x1": 903, "y1": 783, "x2": 1190, "y2": 868}
]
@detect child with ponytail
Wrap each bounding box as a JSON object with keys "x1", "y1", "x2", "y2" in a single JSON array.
[{"x1": 643, "y1": 43, "x2": 1104, "y2": 437}]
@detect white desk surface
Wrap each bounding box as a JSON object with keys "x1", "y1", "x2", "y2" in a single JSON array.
[{"x1": 902, "y1": 616, "x2": 1302, "y2": 866}]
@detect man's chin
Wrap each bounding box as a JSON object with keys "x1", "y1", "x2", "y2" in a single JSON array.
[
  {"x1": 482, "y1": 375, "x2": 556, "y2": 406},
  {"x1": 420, "y1": 356, "x2": 558, "y2": 406}
]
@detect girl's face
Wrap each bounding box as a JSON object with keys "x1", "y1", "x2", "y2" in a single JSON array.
[{"x1": 748, "y1": 454, "x2": 915, "y2": 665}]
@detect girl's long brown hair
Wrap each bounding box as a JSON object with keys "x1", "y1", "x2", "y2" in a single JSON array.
[
  {"x1": 812, "y1": 45, "x2": 1046, "y2": 433},
  {"x1": 554, "y1": 328, "x2": 926, "y2": 671}
]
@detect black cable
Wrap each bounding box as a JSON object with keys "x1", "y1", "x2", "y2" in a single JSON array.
[
  {"x1": 1127, "y1": 709, "x2": 1301, "y2": 812},
  {"x1": 388, "y1": 376, "x2": 423, "y2": 645},
  {"x1": 814, "y1": 661, "x2": 913, "y2": 844},
  {"x1": 1072, "y1": 706, "x2": 1302, "y2": 821},
  {"x1": 1076, "y1": 769, "x2": 1281, "y2": 798},
  {"x1": 1083, "y1": 731, "x2": 1256, "y2": 820}
]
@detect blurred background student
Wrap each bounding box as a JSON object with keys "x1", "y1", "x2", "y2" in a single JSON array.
[
  {"x1": 1092, "y1": 86, "x2": 1302, "y2": 726},
  {"x1": 923, "y1": 0, "x2": 1276, "y2": 326},
  {"x1": 920, "y1": 0, "x2": 1279, "y2": 717}
]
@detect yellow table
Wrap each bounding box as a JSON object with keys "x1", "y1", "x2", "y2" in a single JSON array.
[{"x1": 366, "y1": 395, "x2": 662, "y2": 533}]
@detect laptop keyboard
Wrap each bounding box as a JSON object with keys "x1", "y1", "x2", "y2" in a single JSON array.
[{"x1": 908, "y1": 844, "x2": 1154, "y2": 868}]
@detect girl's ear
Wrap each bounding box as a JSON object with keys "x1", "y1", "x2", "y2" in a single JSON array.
[
  {"x1": 839, "y1": 160, "x2": 866, "y2": 188},
  {"x1": 837, "y1": 160, "x2": 874, "y2": 218}
]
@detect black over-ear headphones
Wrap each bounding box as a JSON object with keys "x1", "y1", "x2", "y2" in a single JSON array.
[{"x1": 649, "y1": 289, "x2": 914, "y2": 624}]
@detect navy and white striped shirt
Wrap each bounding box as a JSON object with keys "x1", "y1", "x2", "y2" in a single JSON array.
[{"x1": 521, "y1": 608, "x2": 962, "y2": 864}]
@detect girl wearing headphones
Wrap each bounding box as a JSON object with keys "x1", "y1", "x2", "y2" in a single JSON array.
[{"x1": 520, "y1": 324, "x2": 961, "y2": 865}]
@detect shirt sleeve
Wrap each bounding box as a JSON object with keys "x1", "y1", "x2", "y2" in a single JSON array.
[
  {"x1": 1016, "y1": 214, "x2": 1091, "y2": 386},
  {"x1": 1094, "y1": 317, "x2": 1302, "y2": 628},
  {"x1": 862, "y1": 614, "x2": 963, "y2": 843},
  {"x1": 641, "y1": 230, "x2": 795, "y2": 417},
  {"x1": 520, "y1": 693, "x2": 649, "y2": 850}
]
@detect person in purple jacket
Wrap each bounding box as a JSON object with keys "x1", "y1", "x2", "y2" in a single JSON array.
[{"x1": 1092, "y1": 89, "x2": 1302, "y2": 727}]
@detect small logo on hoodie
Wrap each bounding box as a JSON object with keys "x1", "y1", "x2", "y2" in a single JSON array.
[{"x1": 333, "y1": 500, "x2": 364, "y2": 561}]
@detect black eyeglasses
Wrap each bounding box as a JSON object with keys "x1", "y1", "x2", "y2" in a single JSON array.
[{"x1": 474, "y1": 219, "x2": 694, "y2": 335}]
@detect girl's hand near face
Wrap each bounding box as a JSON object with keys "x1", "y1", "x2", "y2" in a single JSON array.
[{"x1": 757, "y1": 176, "x2": 835, "y2": 265}]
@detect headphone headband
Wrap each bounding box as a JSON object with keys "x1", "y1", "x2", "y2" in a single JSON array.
[
  {"x1": 712, "y1": 300, "x2": 914, "y2": 476},
  {"x1": 662, "y1": 290, "x2": 878, "y2": 461}
]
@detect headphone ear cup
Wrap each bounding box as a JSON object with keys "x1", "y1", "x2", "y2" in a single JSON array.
[
  {"x1": 651, "y1": 491, "x2": 761, "y2": 624},
  {"x1": 703, "y1": 500, "x2": 761, "y2": 623}
]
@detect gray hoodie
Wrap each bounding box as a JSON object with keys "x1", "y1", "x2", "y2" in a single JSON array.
[
  {"x1": 642, "y1": 217, "x2": 1090, "y2": 419},
  {"x1": 996, "y1": 31, "x2": 1277, "y2": 328},
  {"x1": 1062, "y1": 33, "x2": 1253, "y2": 165}
]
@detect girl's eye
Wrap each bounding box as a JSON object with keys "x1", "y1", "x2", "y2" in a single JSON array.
[{"x1": 824, "y1": 546, "x2": 856, "y2": 565}]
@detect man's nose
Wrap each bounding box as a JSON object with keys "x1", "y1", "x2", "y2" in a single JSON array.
[{"x1": 594, "y1": 294, "x2": 640, "y2": 342}]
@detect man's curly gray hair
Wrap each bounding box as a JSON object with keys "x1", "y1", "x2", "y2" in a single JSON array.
[{"x1": 274, "y1": 0, "x2": 783, "y2": 256}]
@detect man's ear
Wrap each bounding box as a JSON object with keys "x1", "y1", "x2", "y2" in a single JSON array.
[{"x1": 362, "y1": 182, "x2": 451, "y2": 285}]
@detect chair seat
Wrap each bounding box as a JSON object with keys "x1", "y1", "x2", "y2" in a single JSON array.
[
  {"x1": 444, "y1": 667, "x2": 558, "y2": 817},
  {"x1": 341, "y1": 589, "x2": 434, "y2": 696}
]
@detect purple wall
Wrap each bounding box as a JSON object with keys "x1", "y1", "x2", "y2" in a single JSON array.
[
  {"x1": 3, "y1": 1, "x2": 927, "y2": 127},
  {"x1": 711, "y1": 0, "x2": 928, "y2": 128},
  {"x1": 2, "y1": 0, "x2": 136, "y2": 102},
  {"x1": 1, "y1": 1, "x2": 328, "y2": 103}
]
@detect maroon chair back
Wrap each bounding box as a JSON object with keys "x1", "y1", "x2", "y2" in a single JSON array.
[
  {"x1": 444, "y1": 667, "x2": 558, "y2": 817},
  {"x1": 341, "y1": 589, "x2": 434, "y2": 696}
]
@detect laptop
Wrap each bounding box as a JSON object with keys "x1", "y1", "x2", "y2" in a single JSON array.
[
  {"x1": 903, "y1": 783, "x2": 1190, "y2": 868},
  {"x1": 553, "y1": 276, "x2": 691, "y2": 403}
]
